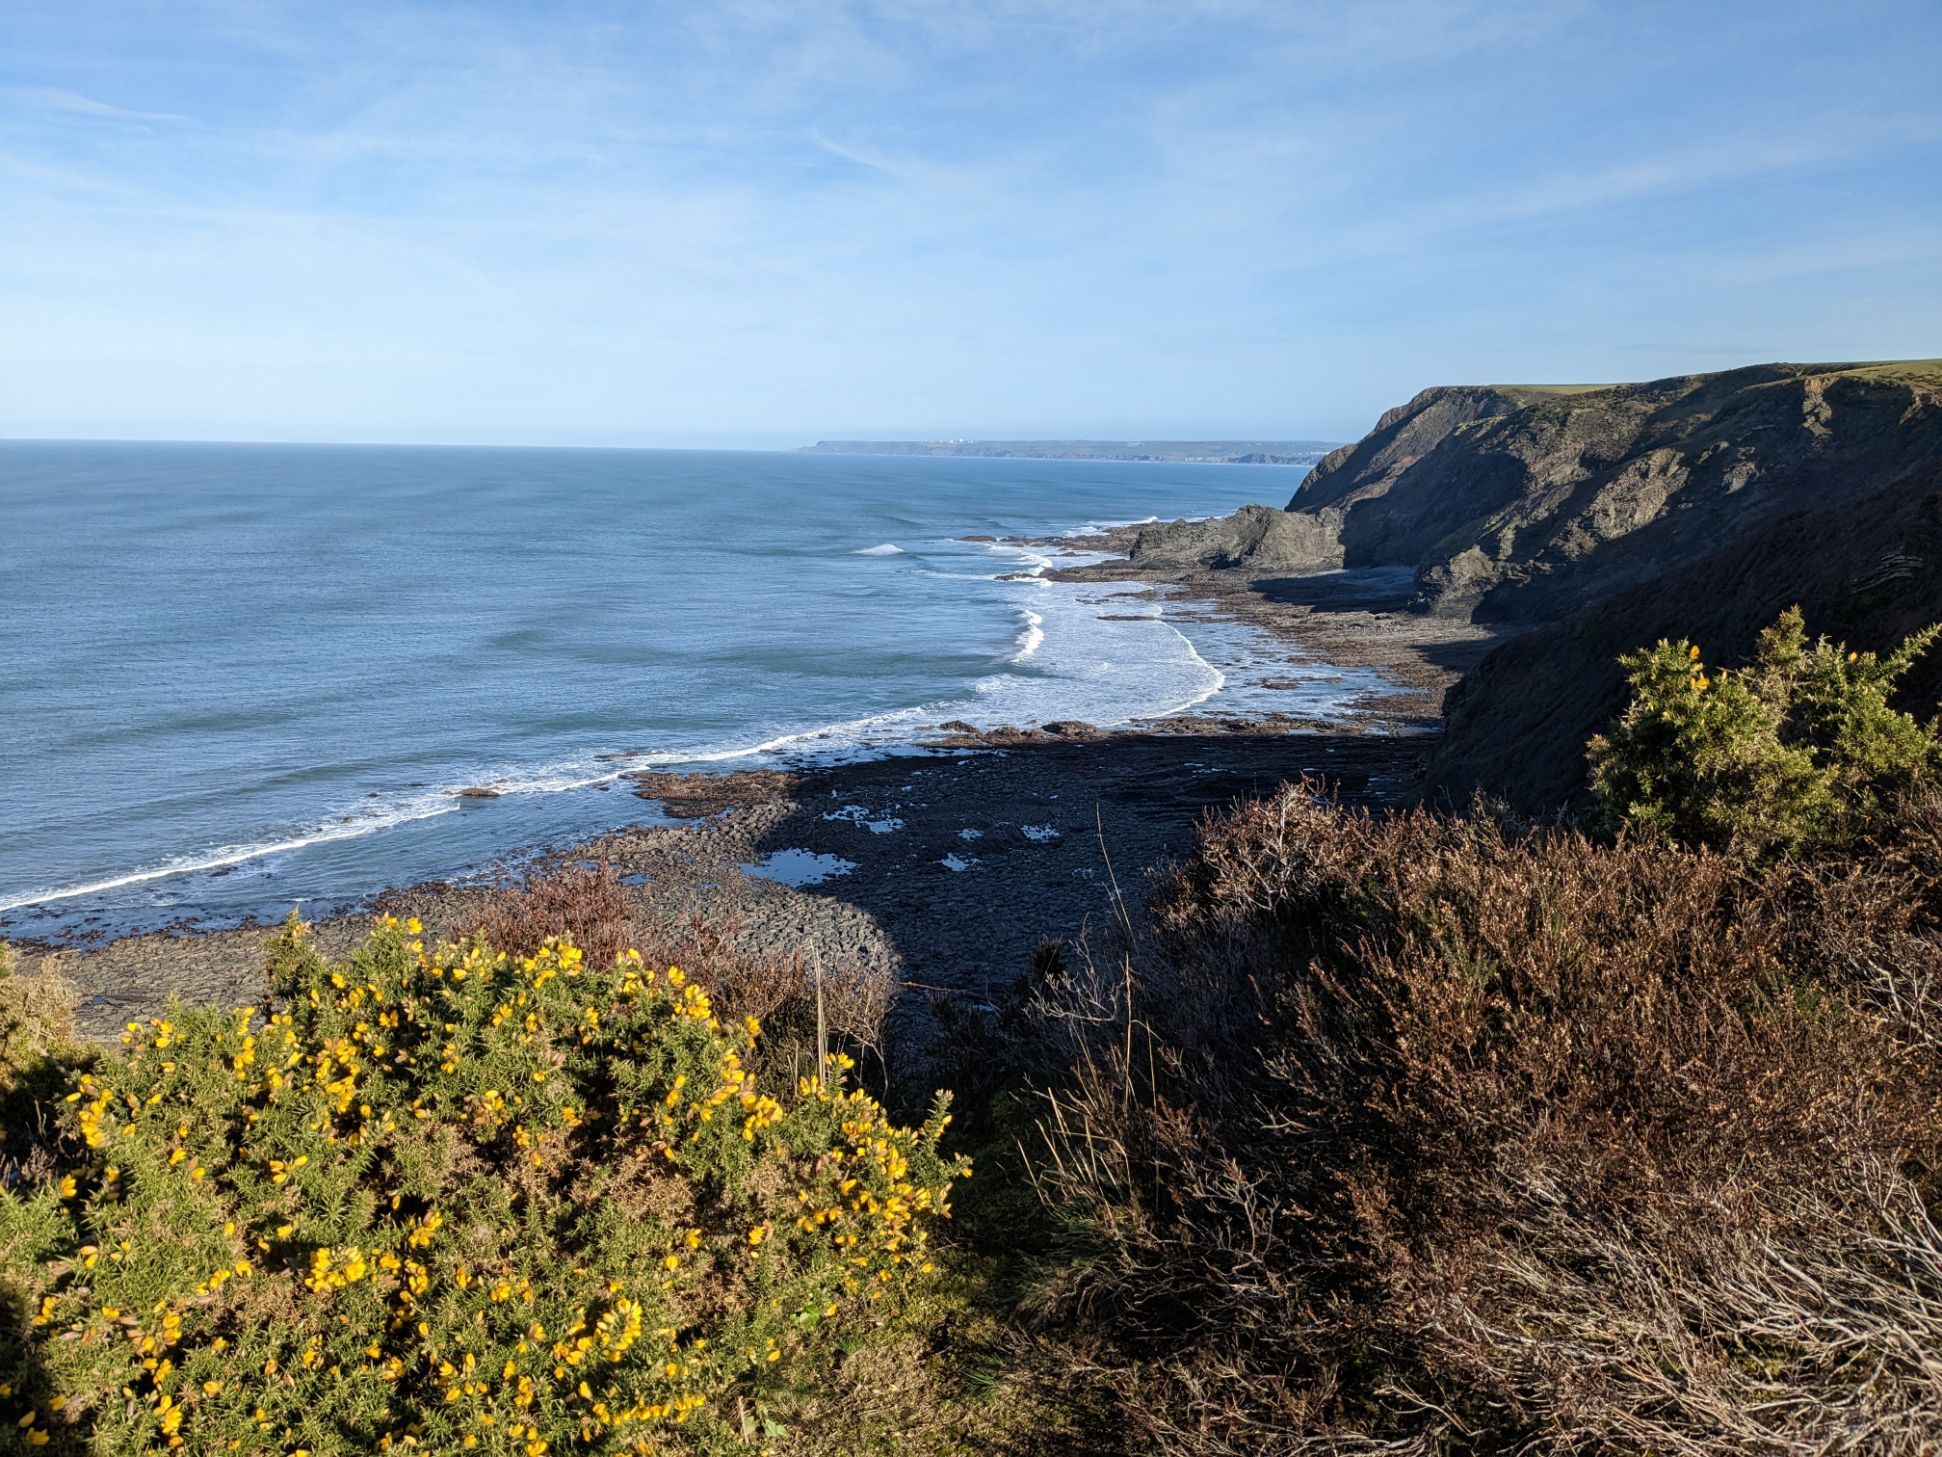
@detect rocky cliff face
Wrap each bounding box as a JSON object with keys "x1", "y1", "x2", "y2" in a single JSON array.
[
  {"x1": 1132, "y1": 362, "x2": 1942, "y2": 627},
  {"x1": 1127, "y1": 360, "x2": 1942, "y2": 811},
  {"x1": 1427, "y1": 447, "x2": 1942, "y2": 811},
  {"x1": 1292, "y1": 383, "x2": 1543, "y2": 514},
  {"x1": 1332, "y1": 364, "x2": 1942, "y2": 623}
]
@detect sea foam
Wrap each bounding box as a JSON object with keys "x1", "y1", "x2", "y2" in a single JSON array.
[
  {"x1": 1010, "y1": 609, "x2": 1046, "y2": 662},
  {"x1": 0, "y1": 795, "x2": 459, "y2": 915}
]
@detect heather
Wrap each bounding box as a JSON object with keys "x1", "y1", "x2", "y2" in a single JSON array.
[{"x1": 1020, "y1": 783, "x2": 1942, "y2": 1453}]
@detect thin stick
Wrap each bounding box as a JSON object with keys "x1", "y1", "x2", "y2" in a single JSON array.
[
  {"x1": 813, "y1": 947, "x2": 827, "y2": 1094},
  {"x1": 1094, "y1": 801, "x2": 1137, "y2": 945},
  {"x1": 1095, "y1": 802, "x2": 1136, "y2": 1106}
]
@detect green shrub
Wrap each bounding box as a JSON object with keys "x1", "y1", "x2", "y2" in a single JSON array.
[
  {"x1": 1588, "y1": 605, "x2": 1942, "y2": 854},
  {"x1": 0, "y1": 915, "x2": 966, "y2": 1455}
]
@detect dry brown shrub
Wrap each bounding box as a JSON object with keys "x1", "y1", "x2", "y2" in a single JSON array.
[
  {"x1": 629, "y1": 911, "x2": 892, "y2": 1069},
  {"x1": 466, "y1": 859, "x2": 637, "y2": 968},
  {"x1": 0, "y1": 944, "x2": 77, "y2": 1090},
  {"x1": 1025, "y1": 780, "x2": 1942, "y2": 1455},
  {"x1": 1, "y1": 943, "x2": 86, "y2": 1186}
]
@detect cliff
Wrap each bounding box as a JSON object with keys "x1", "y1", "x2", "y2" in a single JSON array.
[
  {"x1": 1131, "y1": 362, "x2": 1942, "y2": 623},
  {"x1": 1428, "y1": 442, "x2": 1942, "y2": 811},
  {"x1": 1124, "y1": 360, "x2": 1942, "y2": 811}
]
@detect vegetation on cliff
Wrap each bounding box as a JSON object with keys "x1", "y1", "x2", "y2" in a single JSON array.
[
  {"x1": 1019, "y1": 777, "x2": 1942, "y2": 1453},
  {"x1": 1590, "y1": 606, "x2": 1942, "y2": 855}
]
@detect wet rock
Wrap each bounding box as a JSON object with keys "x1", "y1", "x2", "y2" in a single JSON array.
[{"x1": 630, "y1": 769, "x2": 807, "y2": 816}]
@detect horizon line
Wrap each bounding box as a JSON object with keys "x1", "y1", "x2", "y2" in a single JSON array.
[{"x1": 0, "y1": 432, "x2": 1343, "y2": 454}]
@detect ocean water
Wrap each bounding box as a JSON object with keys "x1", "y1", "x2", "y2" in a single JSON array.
[{"x1": 0, "y1": 442, "x2": 1364, "y2": 940}]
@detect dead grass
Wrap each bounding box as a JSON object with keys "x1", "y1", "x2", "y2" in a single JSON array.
[
  {"x1": 466, "y1": 858, "x2": 637, "y2": 968},
  {"x1": 0, "y1": 942, "x2": 88, "y2": 1188}
]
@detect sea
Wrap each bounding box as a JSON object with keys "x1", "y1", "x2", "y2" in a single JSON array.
[{"x1": 0, "y1": 442, "x2": 1371, "y2": 941}]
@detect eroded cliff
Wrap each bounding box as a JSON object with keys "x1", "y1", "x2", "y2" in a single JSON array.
[{"x1": 1127, "y1": 360, "x2": 1942, "y2": 810}]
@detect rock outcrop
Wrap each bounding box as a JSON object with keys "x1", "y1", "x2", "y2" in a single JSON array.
[{"x1": 1124, "y1": 504, "x2": 1345, "y2": 573}]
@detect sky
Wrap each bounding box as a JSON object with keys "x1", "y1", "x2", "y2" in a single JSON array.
[{"x1": 2, "y1": 1, "x2": 1939, "y2": 447}]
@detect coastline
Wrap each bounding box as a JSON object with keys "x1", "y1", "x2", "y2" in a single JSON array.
[
  {"x1": 1035, "y1": 522, "x2": 1507, "y2": 723},
  {"x1": 21, "y1": 542, "x2": 1498, "y2": 1044}
]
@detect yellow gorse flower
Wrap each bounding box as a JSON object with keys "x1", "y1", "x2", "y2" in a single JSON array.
[{"x1": 10, "y1": 917, "x2": 965, "y2": 1453}]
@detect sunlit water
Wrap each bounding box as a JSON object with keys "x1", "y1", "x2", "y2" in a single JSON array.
[{"x1": 0, "y1": 442, "x2": 1371, "y2": 939}]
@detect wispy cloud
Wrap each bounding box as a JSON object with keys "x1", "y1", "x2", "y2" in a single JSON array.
[
  {"x1": 3, "y1": 85, "x2": 188, "y2": 125},
  {"x1": 809, "y1": 130, "x2": 911, "y2": 178}
]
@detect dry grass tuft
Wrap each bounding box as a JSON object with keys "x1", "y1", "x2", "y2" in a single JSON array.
[
  {"x1": 0, "y1": 943, "x2": 77, "y2": 1081},
  {"x1": 1, "y1": 943, "x2": 88, "y2": 1188},
  {"x1": 467, "y1": 858, "x2": 636, "y2": 968}
]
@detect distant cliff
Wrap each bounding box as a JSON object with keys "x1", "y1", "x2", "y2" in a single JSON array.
[
  {"x1": 1124, "y1": 360, "x2": 1942, "y2": 810},
  {"x1": 798, "y1": 439, "x2": 1336, "y2": 466}
]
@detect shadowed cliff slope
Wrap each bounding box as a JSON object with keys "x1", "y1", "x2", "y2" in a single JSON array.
[{"x1": 1427, "y1": 449, "x2": 1942, "y2": 811}]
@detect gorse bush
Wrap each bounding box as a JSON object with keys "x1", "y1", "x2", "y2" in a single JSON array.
[
  {"x1": 0, "y1": 916, "x2": 966, "y2": 1456},
  {"x1": 1588, "y1": 604, "x2": 1942, "y2": 855}
]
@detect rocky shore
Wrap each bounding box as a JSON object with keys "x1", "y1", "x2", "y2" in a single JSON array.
[{"x1": 27, "y1": 560, "x2": 1491, "y2": 1045}]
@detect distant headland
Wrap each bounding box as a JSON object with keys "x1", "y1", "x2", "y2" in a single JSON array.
[{"x1": 796, "y1": 438, "x2": 1338, "y2": 465}]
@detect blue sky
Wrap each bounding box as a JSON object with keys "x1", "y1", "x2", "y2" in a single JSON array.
[{"x1": 3, "y1": 1, "x2": 1938, "y2": 446}]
